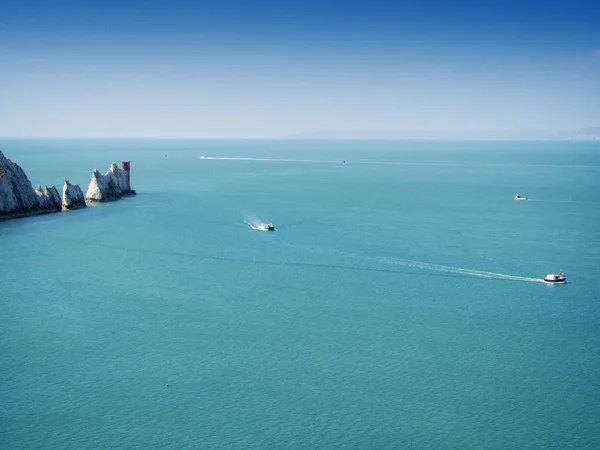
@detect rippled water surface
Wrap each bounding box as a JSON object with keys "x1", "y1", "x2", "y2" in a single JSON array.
[{"x1": 2, "y1": 139, "x2": 600, "y2": 449}]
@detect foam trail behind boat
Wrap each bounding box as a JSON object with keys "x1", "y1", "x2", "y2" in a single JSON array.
[
  {"x1": 245, "y1": 218, "x2": 271, "y2": 231},
  {"x1": 288, "y1": 245, "x2": 543, "y2": 283},
  {"x1": 528, "y1": 198, "x2": 600, "y2": 205},
  {"x1": 387, "y1": 259, "x2": 543, "y2": 282},
  {"x1": 202, "y1": 157, "x2": 341, "y2": 163}
]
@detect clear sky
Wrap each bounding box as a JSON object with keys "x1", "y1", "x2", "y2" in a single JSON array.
[{"x1": 0, "y1": 0, "x2": 599, "y2": 138}]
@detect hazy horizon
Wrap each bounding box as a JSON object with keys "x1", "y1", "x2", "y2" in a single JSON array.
[
  {"x1": 2, "y1": 128, "x2": 599, "y2": 141},
  {"x1": 1, "y1": 0, "x2": 599, "y2": 139}
]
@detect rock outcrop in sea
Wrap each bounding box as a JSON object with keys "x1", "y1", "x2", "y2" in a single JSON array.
[
  {"x1": 62, "y1": 180, "x2": 87, "y2": 211},
  {"x1": 0, "y1": 150, "x2": 62, "y2": 220},
  {"x1": 1, "y1": 151, "x2": 137, "y2": 221},
  {"x1": 35, "y1": 184, "x2": 62, "y2": 210},
  {"x1": 85, "y1": 162, "x2": 136, "y2": 202}
]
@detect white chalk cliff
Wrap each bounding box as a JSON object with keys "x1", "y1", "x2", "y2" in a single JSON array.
[
  {"x1": 62, "y1": 180, "x2": 87, "y2": 211},
  {"x1": 85, "y1": 162, "x2": 135, "y2": 202},
  {"x1": 0, "y1": 150, "x2": 62, "y2": 219},
  {"x1": 35, "y1": 184, "x2": 62, "y2": 209}
]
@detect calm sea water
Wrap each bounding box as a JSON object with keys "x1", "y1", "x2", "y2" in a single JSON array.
[{"x1": 1, "y1": 139, "x2": 600, "y2": 449}]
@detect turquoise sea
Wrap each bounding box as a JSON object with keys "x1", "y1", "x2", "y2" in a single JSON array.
[{"x1": 1, "y1": 139, "x2": 600, "y2": 449}]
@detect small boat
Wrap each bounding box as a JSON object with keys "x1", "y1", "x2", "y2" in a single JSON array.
[
  {"x1": 200, "y1": 155, "x2": 207, "y2": 159},
  {"x1": 263, "y1": 223, "x2": 275, "y2": 231},
  {"x1": 543, "y1": 270, "x2": 567, "y2": 284},
  {"x1": 343, "y1": 160, "x2": 346, "y2": 164},
  {"x1": 514, "y1": 194, "x2": 528, "y2": 201}
]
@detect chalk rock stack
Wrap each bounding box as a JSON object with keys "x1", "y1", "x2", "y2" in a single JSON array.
[
  {"x1": 85, "y1": 162, "x2": 135, "y2": 202},
  {"x1": 0, "y1": 150, "x2": 62, "y2": 219},
  {"x1": 62, "y1": 180, "x2": 87, "y2": 211},
  {"x1": 1, "y1": 151, "x2": 137, "y2": 221},
  {"x1": 34, "y1": 184, "x2": 62, "y2": 210}
]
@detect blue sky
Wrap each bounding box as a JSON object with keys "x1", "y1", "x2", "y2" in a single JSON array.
[{"x1": 0, "y1": 0, "x2": 598, "y2": 138}]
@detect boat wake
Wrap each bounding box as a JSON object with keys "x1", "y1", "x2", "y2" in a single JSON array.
[
  {"x1": 201, "y1": 156, "x2": 341, "y2": 163},
  {"x1": 284, "y1": 245, "x2": 544, "y2": 283},
  {"x1": 384, "y1": 258, "x2": 543, "y2": 283},
  {"x1": 528, "y1": 199, "x2": 600, "y2": 205},
  {"x1": 245, "y1": 219, "x2": 271, "y2": 231},
  {"x1": 65, "y1": 236, "x2": 547, "y2": 283}
]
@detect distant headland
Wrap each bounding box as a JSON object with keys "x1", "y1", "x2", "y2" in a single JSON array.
[
  {"x1": 0, "y1": 150, "x2": 136, "y2": 221},
  {"x1": 563, "y1": 127, "x2": 600, "y2": 141},
  {"x1": 284, "y1": 127, "x2": 600, "y2": 141}
]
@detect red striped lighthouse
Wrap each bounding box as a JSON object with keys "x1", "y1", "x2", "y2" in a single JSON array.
[{"x1": 121, "y1": 161, "x2": 131, "y2": 190}]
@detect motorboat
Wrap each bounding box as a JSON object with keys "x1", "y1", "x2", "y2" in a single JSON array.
[
  {"x1": 514, "y1": 194, "x2": 528, "y2": 201},
  {"x1": 543, "y1": 271, "x2": 567, "y2": 284},
  {"x1": 200, "y1": 155, "x2": 207, "y2": 159},
  {"x1": 263, "y1": 223, "x2": 275, "y2": 231}
]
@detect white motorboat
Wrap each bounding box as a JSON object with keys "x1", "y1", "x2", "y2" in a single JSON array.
[{"x1": 543, "y1": 271, "x2": 567, "y2": 284}]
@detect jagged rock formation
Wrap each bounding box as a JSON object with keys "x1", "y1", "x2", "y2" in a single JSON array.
[
  {"x1": 35, "y1": 184, "x2": 62, "y2": 209},
  {"x1": 85, "y1": 162, "x2": 135, "y2": 202},
  {"x1": 1, "y1": 151, "x2": 137, "y2": 221},
  {"x1": 0, "y1": 150, "x2": 62, "y2": 220},
  {"x1": 62, "y1": 180, "x2": 87, "y2": 211}
]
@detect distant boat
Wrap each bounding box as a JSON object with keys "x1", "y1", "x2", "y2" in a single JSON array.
[
  {"x1": 262, "y1": 223, "x2": 275, "y2": 231},
  {"x1": 543, "y1": 270, "x2": 567, "y2": 284},
  {"x1": 343, "y1": 160, "x2": 346, "y2": 164},
  {"x1": 514, "y1": 194, "x2": 528, "y2": 201},
  {"x1": 200, "y1": 155, "x2": 207, "y2": 159}
]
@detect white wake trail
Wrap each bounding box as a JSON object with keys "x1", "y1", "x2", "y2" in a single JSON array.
[
  {"x1": 294, "y1": 246, "x2": 544, "y2": 283},
  {"x1": 390, "y1": 259, "x2": 543, "y2": 282},
  {"x1": 245, "y1": 218, "x2": 271, "y2": 231},
  {"x1": 201, "y1": 156, "x2": 341, "y2": 163},
  {"x1": 528, "y1": 199, "x2": 600, "y2": 205}
]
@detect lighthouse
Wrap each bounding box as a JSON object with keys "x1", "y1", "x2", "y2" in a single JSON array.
[{"x1": 121, "y1": 161, "x2": 131, "y2": 191}]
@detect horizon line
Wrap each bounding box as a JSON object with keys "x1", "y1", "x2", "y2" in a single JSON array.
[{"x1": 0, "y1": 137, "x2": 597, "y2": 142}]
